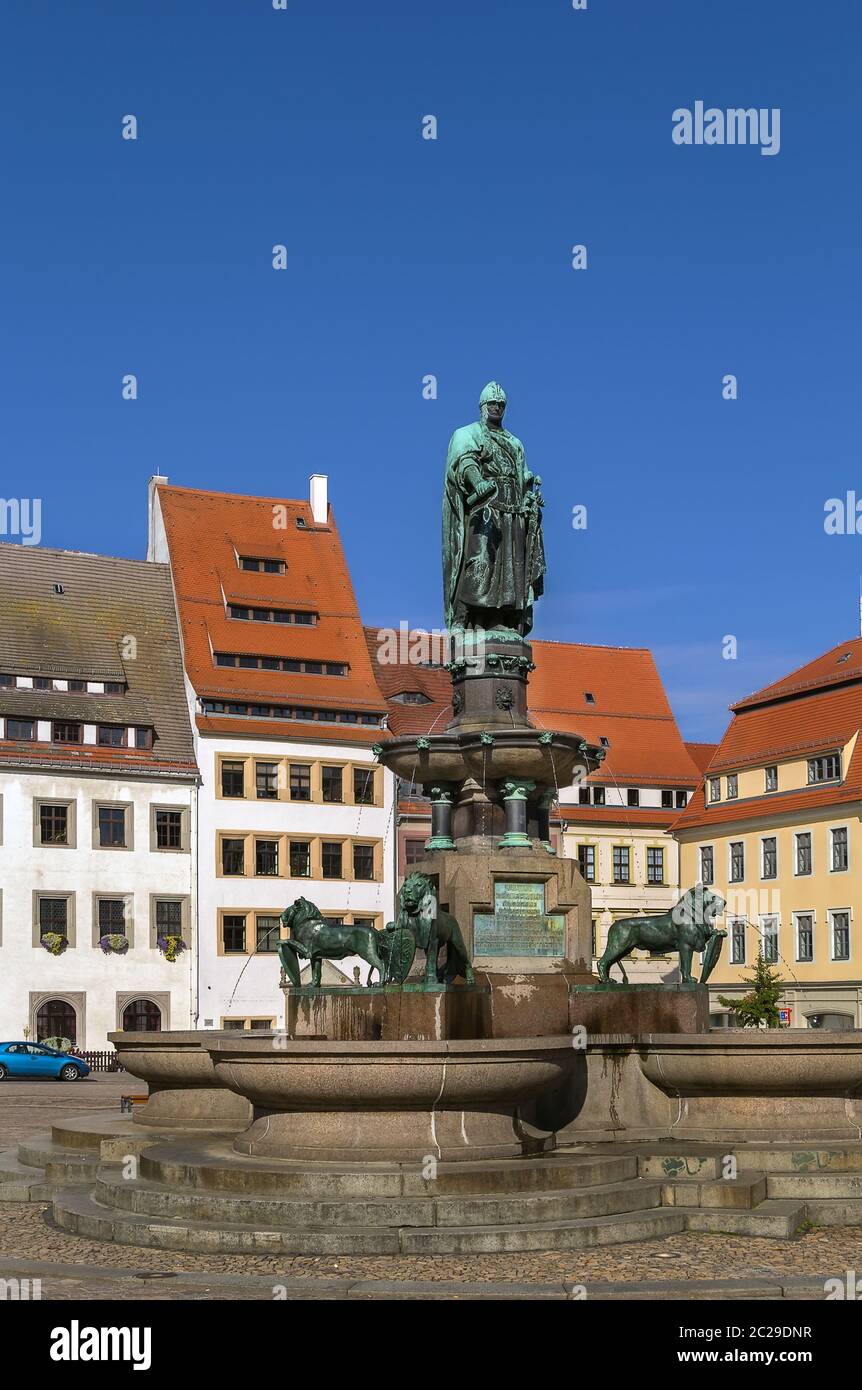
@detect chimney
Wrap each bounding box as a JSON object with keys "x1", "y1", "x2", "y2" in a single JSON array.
[{"x1": 309, "y1": 473, "x2": 328, "y2": 525}]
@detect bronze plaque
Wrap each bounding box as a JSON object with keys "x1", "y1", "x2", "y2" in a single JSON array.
[{"x1": 473, "y1": 880, "x2": 565, "y2": 957}]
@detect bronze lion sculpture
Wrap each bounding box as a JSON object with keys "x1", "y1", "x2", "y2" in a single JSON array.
[
  {"x1": 597, "y1": 886, "x2": 726, "y2": 985},
  {"x1": 278, "y1": 897, "x2": 386, "y2": 987},
  {"x1": 384, "y1": 873, "x2": 474, "y2": 985}
]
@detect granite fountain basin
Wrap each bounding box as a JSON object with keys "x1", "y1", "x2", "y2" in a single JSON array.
[
  {"x1": 206, "y1": 1035, "x2": 575, "y2": 1162},
  {"x1": 108, "y1": 1030, "x2": 253, "y2": 1130}
]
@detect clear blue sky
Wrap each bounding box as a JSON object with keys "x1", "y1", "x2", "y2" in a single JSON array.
[{"x1": 3, "y1": 0, "x2": 861, "y2": 742}]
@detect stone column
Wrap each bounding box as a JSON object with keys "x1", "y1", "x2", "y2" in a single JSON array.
[
  {"x1": 536, "y1": 788, "x2": 556, "y2": 853},
  {"x1": 426, "y1": 785, "x2": 456, "y2": 851},
  {"x1": 499, "y1": 779, "x2": 535, "y2": 849}
]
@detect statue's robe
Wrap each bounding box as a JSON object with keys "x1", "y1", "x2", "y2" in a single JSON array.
[{"x1": 442, "y1": 420, "x2": 545, "y2": 635}]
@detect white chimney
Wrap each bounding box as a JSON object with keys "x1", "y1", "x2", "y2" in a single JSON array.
[{"x1": 309, "y1": 473, "x2": 328, "y2": 525}]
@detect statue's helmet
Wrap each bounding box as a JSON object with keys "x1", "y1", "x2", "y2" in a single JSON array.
[{"x1": 479, "y1": 381, "x2": 507, "y2": 409}]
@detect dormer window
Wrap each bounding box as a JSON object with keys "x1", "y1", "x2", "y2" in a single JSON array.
[
  {"x1": 239, "y1": 556, "x2": 286, "y2": 574},
  {"x1": 584, "y1": 692, "x2": 595, "y2": 704}
]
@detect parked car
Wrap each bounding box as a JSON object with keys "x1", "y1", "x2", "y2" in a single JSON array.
[{"x1": 0, "y1": 1042, "x2": 90, "y2": 1081}]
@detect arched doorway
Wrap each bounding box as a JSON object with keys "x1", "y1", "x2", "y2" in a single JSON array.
[
  {"x1": 36, "y1": 998, "x2": 77, "y2": 1045},
  {"x1": 122, "y1": 999, "x2": 162, "y2": 1032}
]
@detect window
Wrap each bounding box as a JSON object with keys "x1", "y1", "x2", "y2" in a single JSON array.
[
  {"x1": 228, "y1": 603, "x2": 316, "y2": 625},
  {"x1": 289, "y1": 841, "x2": 311, "y2": 877},
  {"x1": 104, "y1": 681, "x2": 124, "y2": 694},
  {"x1": 68, "y1": 679, "x2": 86, "y2": 692},
  {"x1": 761, "y1": 916, "x2": 779, "y2": 964},
  {"x1": 795, "y1": 831, "x2": 812, "y2": 875},
  {"x1": 255, "y1": 839, "x2": 279, "y2": 876},
  {"x1": 831, "y1": 911, "x2": 850, "y2": 961},
  {"x1": 353, "y1": 844, "x2": 374, "y2": 880},
  {"x1": 765, "y1": 765, "x2": 778, "y2": 792},
  {"x1": 222, "y1": 914, "x2": 246, "y2": 953},
  {"x1": 577, "y1": 845, "x2": 595, "y2": 882},
  {"x1": 155, "y1": 809, "x2": 182, "y2": 850},
  {"x1": 97, "y1": 805, "x2": 130, "y2": 849},
  {"x1": 97, "y1": 725, "x2": 125, "y2": 747},
  {"x1": 155, "y1": 899, "x2": 182, "y2": 933},
  {"x1": 52, "y1": 721, "x2": 81, "y2": 744},
  {"x1": 599, "y1": 736, "x2": 610, "y2": 749},
  {"x1": 405, "y1": 839, "x2": 425, "y2": 867},
  {"x1": 627, "y1": 788, "x2": 640, "y2": 807},
  {"x1": 808, "y1": 754, "x2": 840, "y2": 784},
  {"x1": 661, "y1": 789, "x2": 674, "y2": 809},
  {"x1": 6, "y1": 719, "x2": 33, "y2": 741},
  {"x1": 98, "y1": 899, "x2": 126, "y2": 934},
  {"x1": 239, "y1": 556, "x2": 285, "y2": 573},
  {"x1": 322, "y1": 841, "x2": 342, "y2": 879},
  {"x1": 135, "y1": 727, "x2": 153, "y2": 750},
  {"x1": 256, "y1": 915, "x2": 281, "y2": 952},
  {"x1": 612, "y1": 846, "x2": 630, "y2": 884},
  {"x1": 40, "y1": 804, "x2": 69, "y2": 846},
  {"x1": 290, "y1": 764, "x2": 311, "y2": 801},
  {"x1": 0, "y1": 674, "x2": 12, "y2": 687},
  {"x1": 578, "y1": 786, "x2": 590, "y2": 806},
  {"x1": 255, "y1": 762, "x2": 279, "y2": 800},
  {"x1": 221, "y1": 760, "x2": 245, "y2": 797},
  {"x1": 709, "y1": 778, "x2": 721, "y2": 803},
  {"x1": 584, "y1": 692, "x2": 595, "y2": 704},
  {"x1": 675, "y1": 789, "x2": 687, "y2": 808},
  {"x1": 34, "y1": 676, "x2": 50, "y2": 691},
  {"x1": 39, "y1": 897, "x2": 68, "y2": 935},
  {"x1": 322, "y1": 766, "x2": 343, "y2": 803},
  {"x1": 795, "y1": 913, "x2": 814, "y2": 963},
  {"x1": 730, "y1": 919, "x2": 746, "y2": 965},
  {"x1": 761, "y1": 836, "x2": 777, "y2": 880},
  {"x1": 592, "y1": 786, "x2": 605, "y2": 806},
  {"x1": 726, "y1": 774, "x2": 738, "y2": 799},
  {"x1": 700, "y1": 845, "x2": 714, "y2": 886},
  {"x1": 222, "y1": 838, "x2": 245, "y2": 875},
  {"x1": 354, "y1": 768, "x2": 375, "y2": 805},
  {"x1": 730, "y1": 841, "x2": 744, "y2": 882},
  {"x1": 647, "y1": 847, "x2": 664, "y2": 884},
  {"x1": 831, "y1": 827, "x2": 848, "y2": 872}
]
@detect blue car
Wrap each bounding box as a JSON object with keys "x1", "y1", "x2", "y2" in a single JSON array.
[{"x1": 0, "y1": 1042, "x2": 90, "y2": 1082}]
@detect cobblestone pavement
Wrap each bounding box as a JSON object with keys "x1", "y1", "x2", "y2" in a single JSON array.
[{"x1": 0, "y1": 1077, "x2": 859, "y2": 1298}]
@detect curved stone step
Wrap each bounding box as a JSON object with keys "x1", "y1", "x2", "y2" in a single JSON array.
[
  {"x1": 137, "y1": 1141, "x2": 638, "y2": 1199},
  {"x1": 768, "y1": 1172, "x2": 862, "y2": 1199},
  {"x1": 94, "y1": 1168, "x2": 662, "y2": 1229},
  {"x1": 53, "y1": 1188, "x2": 686, "y2": 1256},
  {"x1": 17, "y1": 1134, "x2": 100, "y2": 1185},
  {"x1": 685, "y1": 1200, "x2": 807, "y2": 1239},
  {"x1": 802, "y1": 1198, "x2": 862, "y2": 1225}
]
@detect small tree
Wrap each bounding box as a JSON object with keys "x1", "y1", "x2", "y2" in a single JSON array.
[{"x1": 718, "y1": 948, "x2": 784, "y2": 1028}]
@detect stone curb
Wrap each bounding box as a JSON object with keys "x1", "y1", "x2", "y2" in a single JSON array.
[{"x1": 0, "y1": 1258, "x2": 833, "y2": 1300}]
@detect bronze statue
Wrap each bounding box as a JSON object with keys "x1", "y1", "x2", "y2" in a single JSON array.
[
  {"x1": 278, "y1": 898, "x2": 386, "y2": 987},
  {"x1": 442, "y1": 382, "x2": 546, "y2": 637},
  {"x1": 596, "y1": 887, "x2": 727, "y2": 986},
  {"x1": 384, "y1": 873, "x2": 474, "y2": 985}
]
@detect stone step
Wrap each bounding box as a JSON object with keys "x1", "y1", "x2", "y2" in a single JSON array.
[
  {"x1": 737, "y1": 1147, "x2": 862, "y2": 1174},
  {"x1": 17, "y1": 1134, "x2": 100, "y2": 1186},
  {"x1": 94, "y1": 1168, "x2": 663, "y2": 1229},
  {"x1": 639, "y1": 1154, "x2": 724, "y2": 1181},
  {"x1": 684, "y1": 1200, "x2": 807, "y2": 1240},
  {"x1": 0, "y1": 1148, "x2": 52, "y2": 1201},
  {"x1": 801, "y1": 1199, "x2": 862, "y2": 1226},
  {"x1": 52, "y1": 1187, "x2": 686, "y2": 1256},
  {"x1": 138, "y1": 1142, "x2": 638, "y2": 1198},
  {"x1": 768, "y1": 1172, "x2": 862, "y2": 1199},
  {"x1": 661, "y1": 1172, "x2": 767, "y2": 1210}
]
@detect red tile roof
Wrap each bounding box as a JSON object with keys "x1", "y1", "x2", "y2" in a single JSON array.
[
  {"x1": 685, "y1": 741, "x2": 719, "y2": 774},
  {"x1": 157, "y1": 485, "x2": 388, "y2": 737},
  {"x1": 365, "y1": 631, "x2": 701, "y2": 786},
  {"x1": 672, "y1": 636, "x2": 862, "y2": 834}
]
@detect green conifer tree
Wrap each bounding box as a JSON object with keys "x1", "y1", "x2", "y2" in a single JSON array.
[{"x1": 717, "y1": 947, "x2": 784, "y2": 1028}]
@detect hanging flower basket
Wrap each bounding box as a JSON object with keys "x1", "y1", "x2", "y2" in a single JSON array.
[
  {"x1": 99, "y1": 933, "x2": 129, "y2": 956},
  {"x1": 40, "y1": 932, "x2": 68, "y2": 956},
  {"x1": 157, "y1": 934, "x2": 187, "y2": 963}
]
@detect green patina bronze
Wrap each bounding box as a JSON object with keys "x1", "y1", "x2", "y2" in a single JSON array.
[
  {"x1": 279, "y1": 897, "x2": 386, "y2": 988},
  {"x1": 443, "y1": 382, "x2": 546, "y2": 638},
  {"x1": 596, "y1": 887, "x2": 727, "y2": 986},
  {"x1": 383, "y1": 873, "x2": 474, "y2": 986}
]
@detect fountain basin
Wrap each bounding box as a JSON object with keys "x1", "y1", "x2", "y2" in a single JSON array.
[
  {"x1": 377, "y1": 728, "x2": 596, "y2": 791},
  {"x1": 108, "y1": 1031, "x2": 253, "y2": 1130},
  {"x1": 207, "y1": 1035, "x2": 574, "y2": 1162}
]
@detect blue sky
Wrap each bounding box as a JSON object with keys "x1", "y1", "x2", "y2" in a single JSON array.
[{"x1": 2, "y1": 0, "x2": 861, "y2": 741}]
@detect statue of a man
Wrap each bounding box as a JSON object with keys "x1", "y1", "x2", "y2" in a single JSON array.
[{"x1": 442, "y1": 382, "x2": 546, "y2": 637}]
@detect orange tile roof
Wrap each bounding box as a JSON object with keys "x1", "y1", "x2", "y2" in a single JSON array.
[
  {"x1": 365, "y1": 630, "x2": 701, "y2": 786},
  {"x1": 685, "y1": 741, "x2": 719, "y2": 774},
  {"x1": 672, "y1": 636, "x2": 862, "y2": 834},
  {"x1": 157, "y1": 485, "x2": 387, "y2": 737}
]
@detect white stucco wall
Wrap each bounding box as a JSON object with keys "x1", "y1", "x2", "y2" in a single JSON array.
[{"x1": 0, "y1": 769, "x2": 196, "y2": 1047}]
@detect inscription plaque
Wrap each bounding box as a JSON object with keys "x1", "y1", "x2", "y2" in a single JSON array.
[{"x1": 473, "y1": 880, "x2": 565, "y2": 957}]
